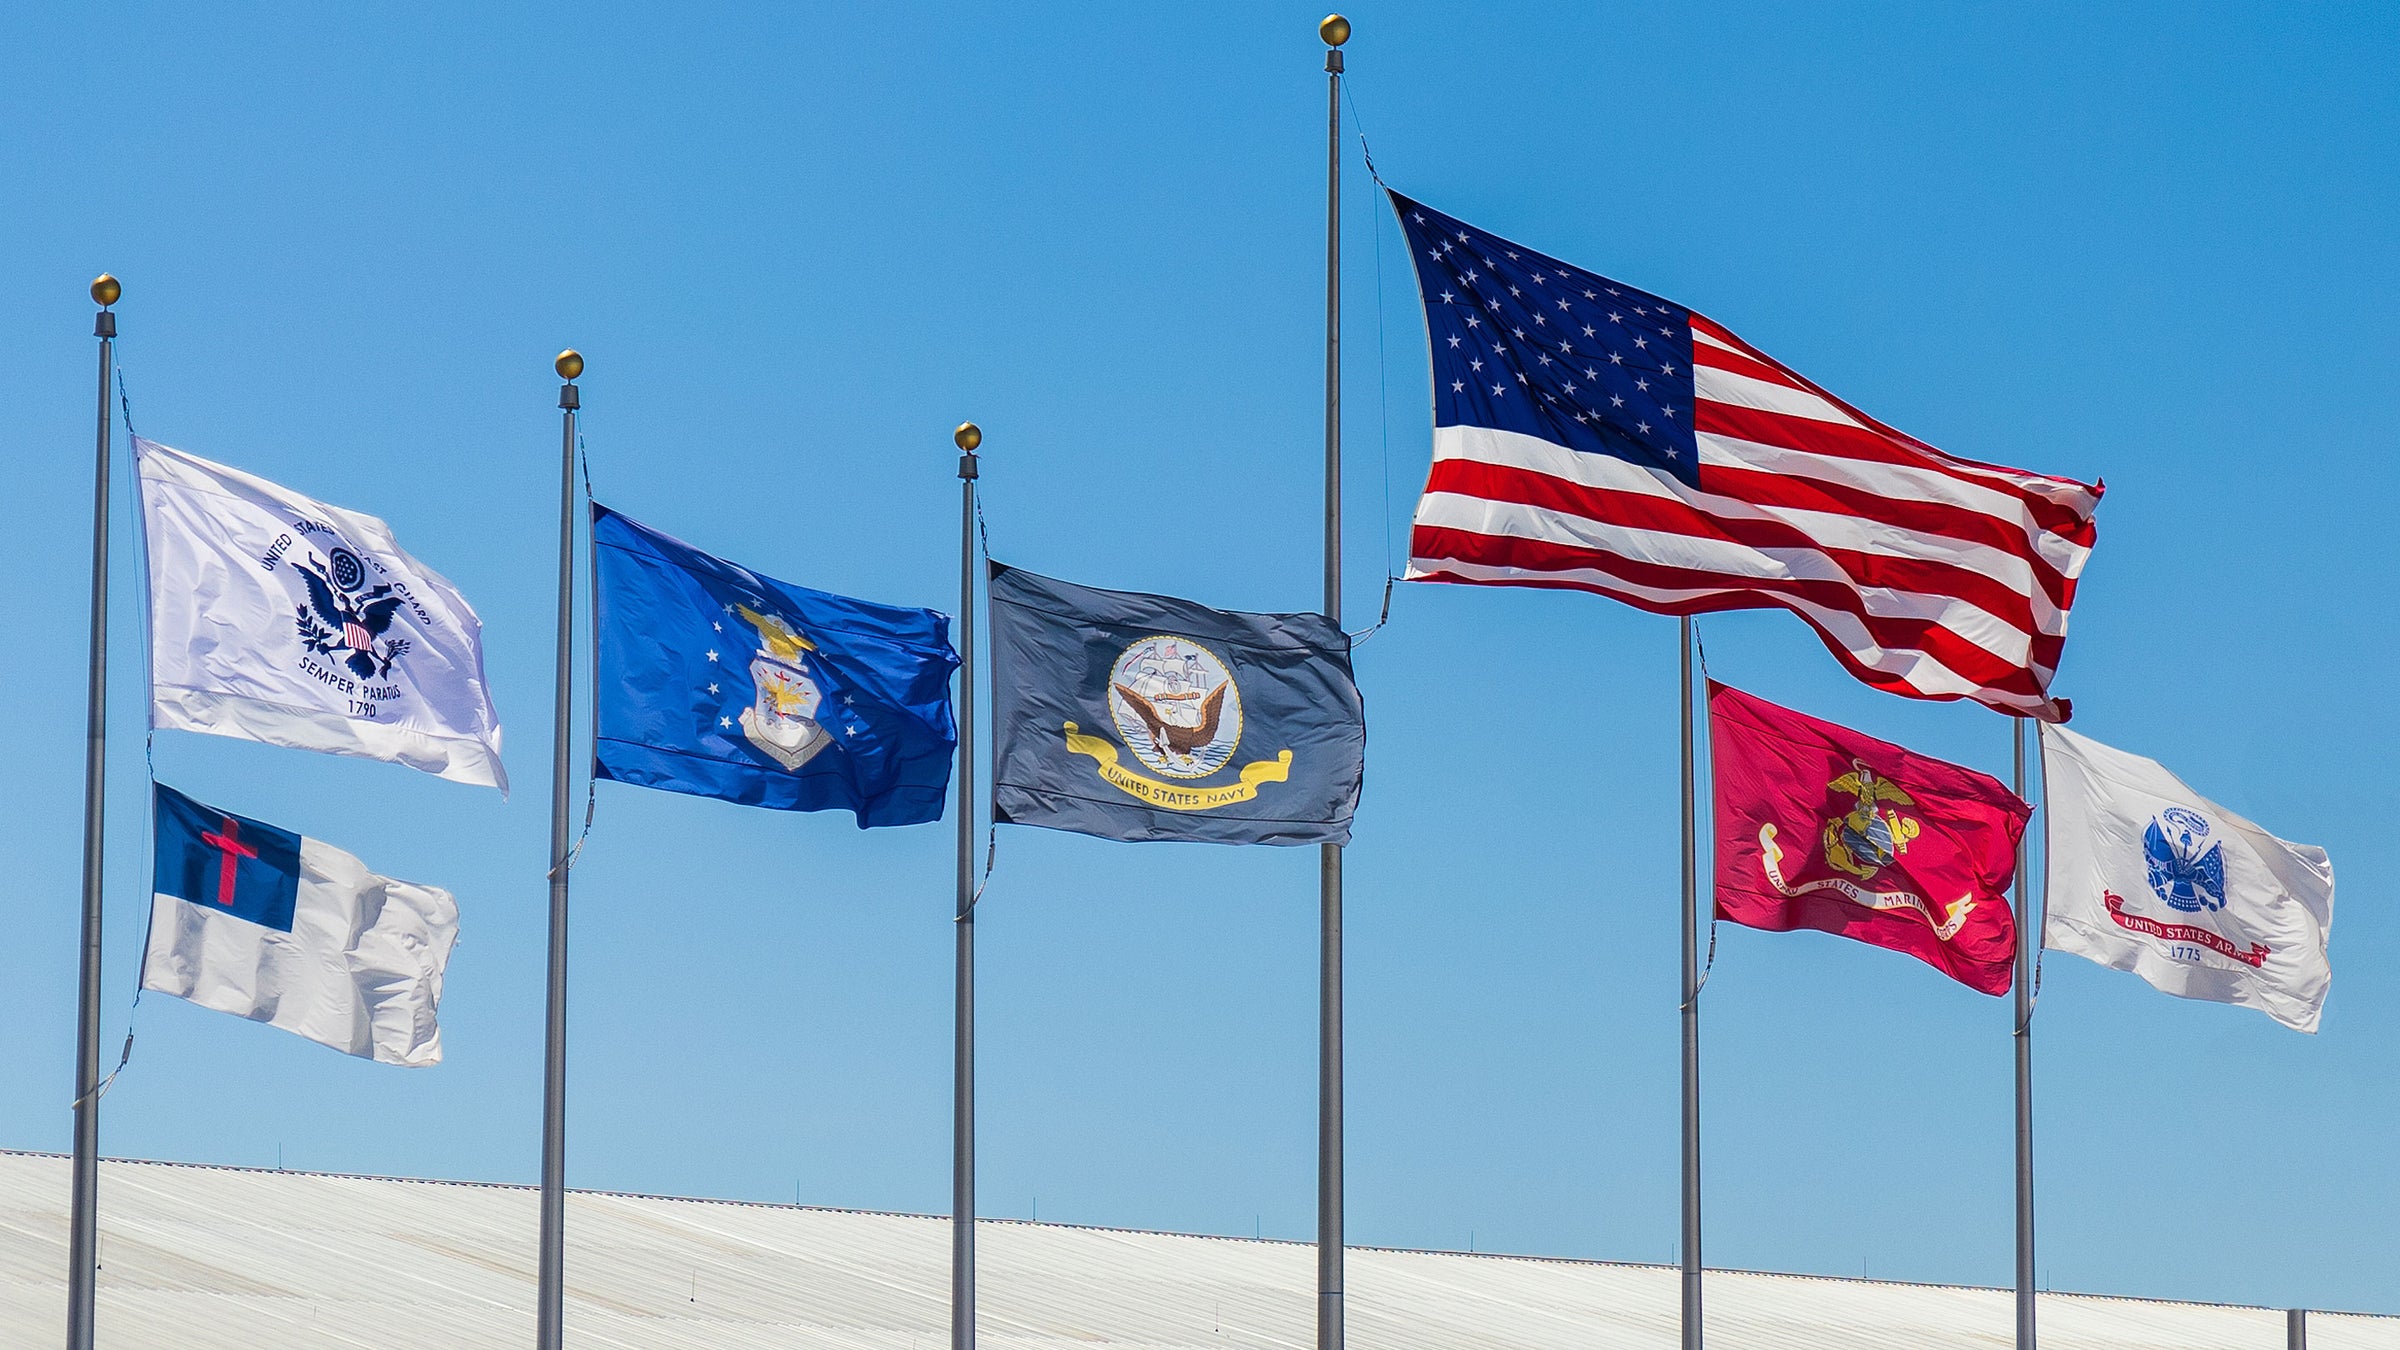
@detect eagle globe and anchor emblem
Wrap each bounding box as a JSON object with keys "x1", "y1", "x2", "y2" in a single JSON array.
[
  {"x1": 1755, "y1": 756, "x2": 1976, "y2": 941},
  {"x1": 1821, "y1": 760, "x2": 1922, "y2": 880},
  {"x1": 1062, "y1": 635, "x2": 1294, "y2": 811},
  {"x1": 733, "y1": 605, "x2": 833, "y2": 771}
]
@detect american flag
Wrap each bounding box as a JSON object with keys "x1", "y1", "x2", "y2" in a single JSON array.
[{"x1": 1391, "y1": 191, "x2": 2101, "y2": 721}]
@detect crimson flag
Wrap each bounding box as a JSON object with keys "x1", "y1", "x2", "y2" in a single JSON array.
[{"x1": 1710, "y1": 682, "x2": 2030, "y2": 994}]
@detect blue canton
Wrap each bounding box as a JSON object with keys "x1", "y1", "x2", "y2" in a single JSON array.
[{"x1": 1391, "y1": 191, "x2": 1700, "y2": 487}]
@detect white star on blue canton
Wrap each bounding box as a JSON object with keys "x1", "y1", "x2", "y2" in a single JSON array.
[{"x1": 706, "y1": 649, "x2": 719, "y2": 662}]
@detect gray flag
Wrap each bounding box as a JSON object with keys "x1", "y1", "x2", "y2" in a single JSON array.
[{"x1": 989, "y1": 563, "x2": 1364, "y2": 846}]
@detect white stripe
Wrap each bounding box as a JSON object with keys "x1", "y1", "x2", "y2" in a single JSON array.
[
  {"x1": 1692, "y1": 429, "x2": 2093, "y2": 579},
  {"x1": 1424, "y1": 426, "x2": 2069, "y2": 637},
  {"x1": 1405, "y1": 552, "x2": 2052, "y2": 715},
  {"x1": 1412, "y1": 490, "x2": 2038, "y2": 668},
  {"x1": 1692, "y1": 364, "x2": 1861, "y2": 429},
  {"x1": 1688, "y1": 331, "x2": 2105, "y2": 515}
]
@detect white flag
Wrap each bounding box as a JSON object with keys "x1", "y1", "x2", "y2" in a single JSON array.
[
  {"x1": 137, "y1": 436, "x2": 506, "y2": 790},
  {"x1": 2040, "y1": 724, "x2": 2334, "y2": 1032},
  {"x1": 143, "y1": 784, "x2": 460, "y2": 1066}
]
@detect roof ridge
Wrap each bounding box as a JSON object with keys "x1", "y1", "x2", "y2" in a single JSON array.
[{"x1": 3, "y1": 1149, "x2": 2390, "y2": 1321}]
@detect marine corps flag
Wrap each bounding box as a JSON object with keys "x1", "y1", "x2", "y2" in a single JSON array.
[
  {"x1": 989, "y1": 563, "x2": 1364, "y2": 846},
  {"x1": 1710, "y1": 683, "x2": 2029, "y2": 993}
]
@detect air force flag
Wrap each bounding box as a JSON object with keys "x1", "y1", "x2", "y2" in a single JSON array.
[
  {"x1": 142, "y1": 784, "x2": 461, "y2": 1066},
  {"x1": 136, "y1": 437, "x2": 506, "y2": 790},
  {"x1": 592, "y1": 505, "x2": 960, "y2": 827},
  {"x1": 989, "y1": 563, "x2": 1365, "y2": 846},
  {"x1": 2041, "y1": 724, "x2": 2335, "y2": 1032}
]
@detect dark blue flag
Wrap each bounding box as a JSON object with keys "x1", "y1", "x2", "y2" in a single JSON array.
[
  {"x1": 989, "y1": 562, "x2": 1364, "y2": 846},
  {"x1": 153, "y1": 783, "x2": 302, "y2": 933},
  {"x1": 592, "y1": 505, "x2": 959, "y2": 827}
]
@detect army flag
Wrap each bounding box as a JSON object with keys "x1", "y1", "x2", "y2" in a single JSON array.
[
  {"x1": 989, "y1": 563, "x2": 1364, "y2": 846},
  {"x1": 142, "y1": 783, "x2": 460, "y2": 1066},
  {"x1": 2040, "y1": 724, "x2": 2334, "y2": 1032},
  {"x1": 1710, "y1": 683, "x2": 2029, "y2": 993},
  {"x1": 591, "y1": 505, "x2": 960, "y2": 827},
  {"x1": 136, "y1": 437, "x2": 507, "y2": 790}
]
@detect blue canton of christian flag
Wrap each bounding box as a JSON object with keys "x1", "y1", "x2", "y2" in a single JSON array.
[
  {"x1": 592, "y1": 505, "x2": 960, "y2": 827},
  {"x1": 154, "y1": 784, "x2": 303, "y2": 932}
]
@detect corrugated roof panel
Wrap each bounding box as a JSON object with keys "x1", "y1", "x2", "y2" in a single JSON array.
[{"x1": 0, "y1": 1151, "x2": 2388, "y2": 1349}]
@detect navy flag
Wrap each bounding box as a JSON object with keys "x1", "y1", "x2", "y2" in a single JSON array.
[
  {"x1": 989, "y1": 563, "x2": 1364, "y2": 846},
  {"x1": 592, "y1": 505, "x2": 959, "y2": 827}
]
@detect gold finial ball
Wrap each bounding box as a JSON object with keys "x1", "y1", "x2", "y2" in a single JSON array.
[
  {"x1": 1320, "y1": 14, "x2": 1350, "y2": 46},
  {"x1": 954, "y1": 422, "x2": 982, "y2": 452},
  {"x1": 91, "y1": 274, "x2": 121, "y2": 307},
  {"x1": 555, "y1": 349, "x2": 584, "y2": 381}
]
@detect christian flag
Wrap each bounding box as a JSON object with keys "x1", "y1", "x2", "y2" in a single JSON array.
[
  {"x1": 142, "y1": 784, "x2": 460, "y2": 1065},
  {"x1": 1710, "y1": 684, "x2": 2029, "y2": 993}
]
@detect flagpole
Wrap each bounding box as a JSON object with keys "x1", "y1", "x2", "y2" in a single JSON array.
[
  {"x1": 66, "y1": 273, "x2": 120, "y2": 1350},
  {"x1": 2013, "y1": 716, "x2": 2035, "y2": 1350},
  {"x1": 536, "y1": 348, "x2": 582, "y2": 1350},
  {"x1": 1678, "y1": 616, "x2": 1702, "y2": 1350},
  {"x1": 952, "y1": 421, "x2": 982, "y2": 1350},
  {"x1": 1317, "y1": 16, "x2": 1349, "y2": 1350}
]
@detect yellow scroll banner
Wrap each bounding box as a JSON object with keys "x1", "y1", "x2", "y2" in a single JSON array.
[{"x1": 1063, "y1": 722, "x2": 1293, "y2": 811}]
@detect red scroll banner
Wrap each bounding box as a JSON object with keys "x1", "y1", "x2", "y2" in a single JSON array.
[{"x1": 2103, "y1": 892, "x2": 2272, "y2": 968}]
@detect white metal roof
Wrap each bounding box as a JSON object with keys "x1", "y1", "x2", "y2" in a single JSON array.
[{"x1": 0, "y1": 1150, "x2": 2390, "y2": 1349}]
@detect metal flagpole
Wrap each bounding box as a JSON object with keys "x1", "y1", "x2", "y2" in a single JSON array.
[
  {"x1": 536, "y1": 348, "x2": 583, "y2": 1350},
  {"x1": 1317, "y1": 16, "x2": 1349, "y2": 1350},
  {"x1": 66, "y1": 272, "x2": 120, "y2": 1350},
  {"x1": 952, "y1": 421, "x2": 982, "y2": 1350},
  {"x1": 2013, "y1": 717, "x2": 2036, "y2": 1350},
  {"x1": 1678, "y1": 616, "x2": 1702, "y2": 1350}
]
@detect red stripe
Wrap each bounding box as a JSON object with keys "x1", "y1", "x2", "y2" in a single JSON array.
[
  {"x1": 1687, "y1": 339, "x2": 1796, "y2": 390},
  {"x1": 1692, "y1": 311, "x2": 2103, "y2": 512},
  {"x1": 1408, "y1": 552, "x2": 2057, "y2": 717},
  {"x1": 1422, "y1": 459, "x2": 2068, "y2": 659},
  {"x1": 1410, "y1": 522, "x2": 2056, "y2": 699},
  {"x1": 1693, "y1": 459, "x2": 2082, "y2": 614},
  {"x1": 1694, "y1": 400, "x2": 2098, "y2": 548}
]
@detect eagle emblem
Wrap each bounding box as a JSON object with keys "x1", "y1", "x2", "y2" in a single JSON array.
[
  {"x1": 734, "y1": 605, "x2": 833, "y2": 771},
  {"x1": 293, "y1": 547, "x2": 410, "y2": 679},
  {"x1": 1106, "y1": 635, "x2": 1242, "y2": 779},
  {"x1": 2144, "y1": 807, "x2": 2227, "y2": 912},
  {"x1": 1821, "y1": 759, "x2": 1921, "y2": 880}
]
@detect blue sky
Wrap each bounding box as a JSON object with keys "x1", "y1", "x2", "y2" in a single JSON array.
[{"x1": 3, "y1": 0, "x2": 2395, "y2": 1317}]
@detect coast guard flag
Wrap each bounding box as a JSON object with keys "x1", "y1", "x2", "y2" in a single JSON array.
[
  {"x1": 1390, "y1": 192, "x2": 2103, "y2": 721},
  {"x1": 1710, "y1": 683, "x2": 2028, "y2": 993},
  {"x1": 136, "y1": 437, "x2": 506, "y2": 790},
  {"x1": 989, "y1": 563, "x2": 1364, "y2": 846},
  {"x1": 2041, "y1": 725, "x2": 2335, "y2": 1032},
  {"x1": 592, "y1": 505, "x2": 959, "y2": 827},
  {"x1": 142, "y1": 784, "x2": 459, "y2": 1066}
]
